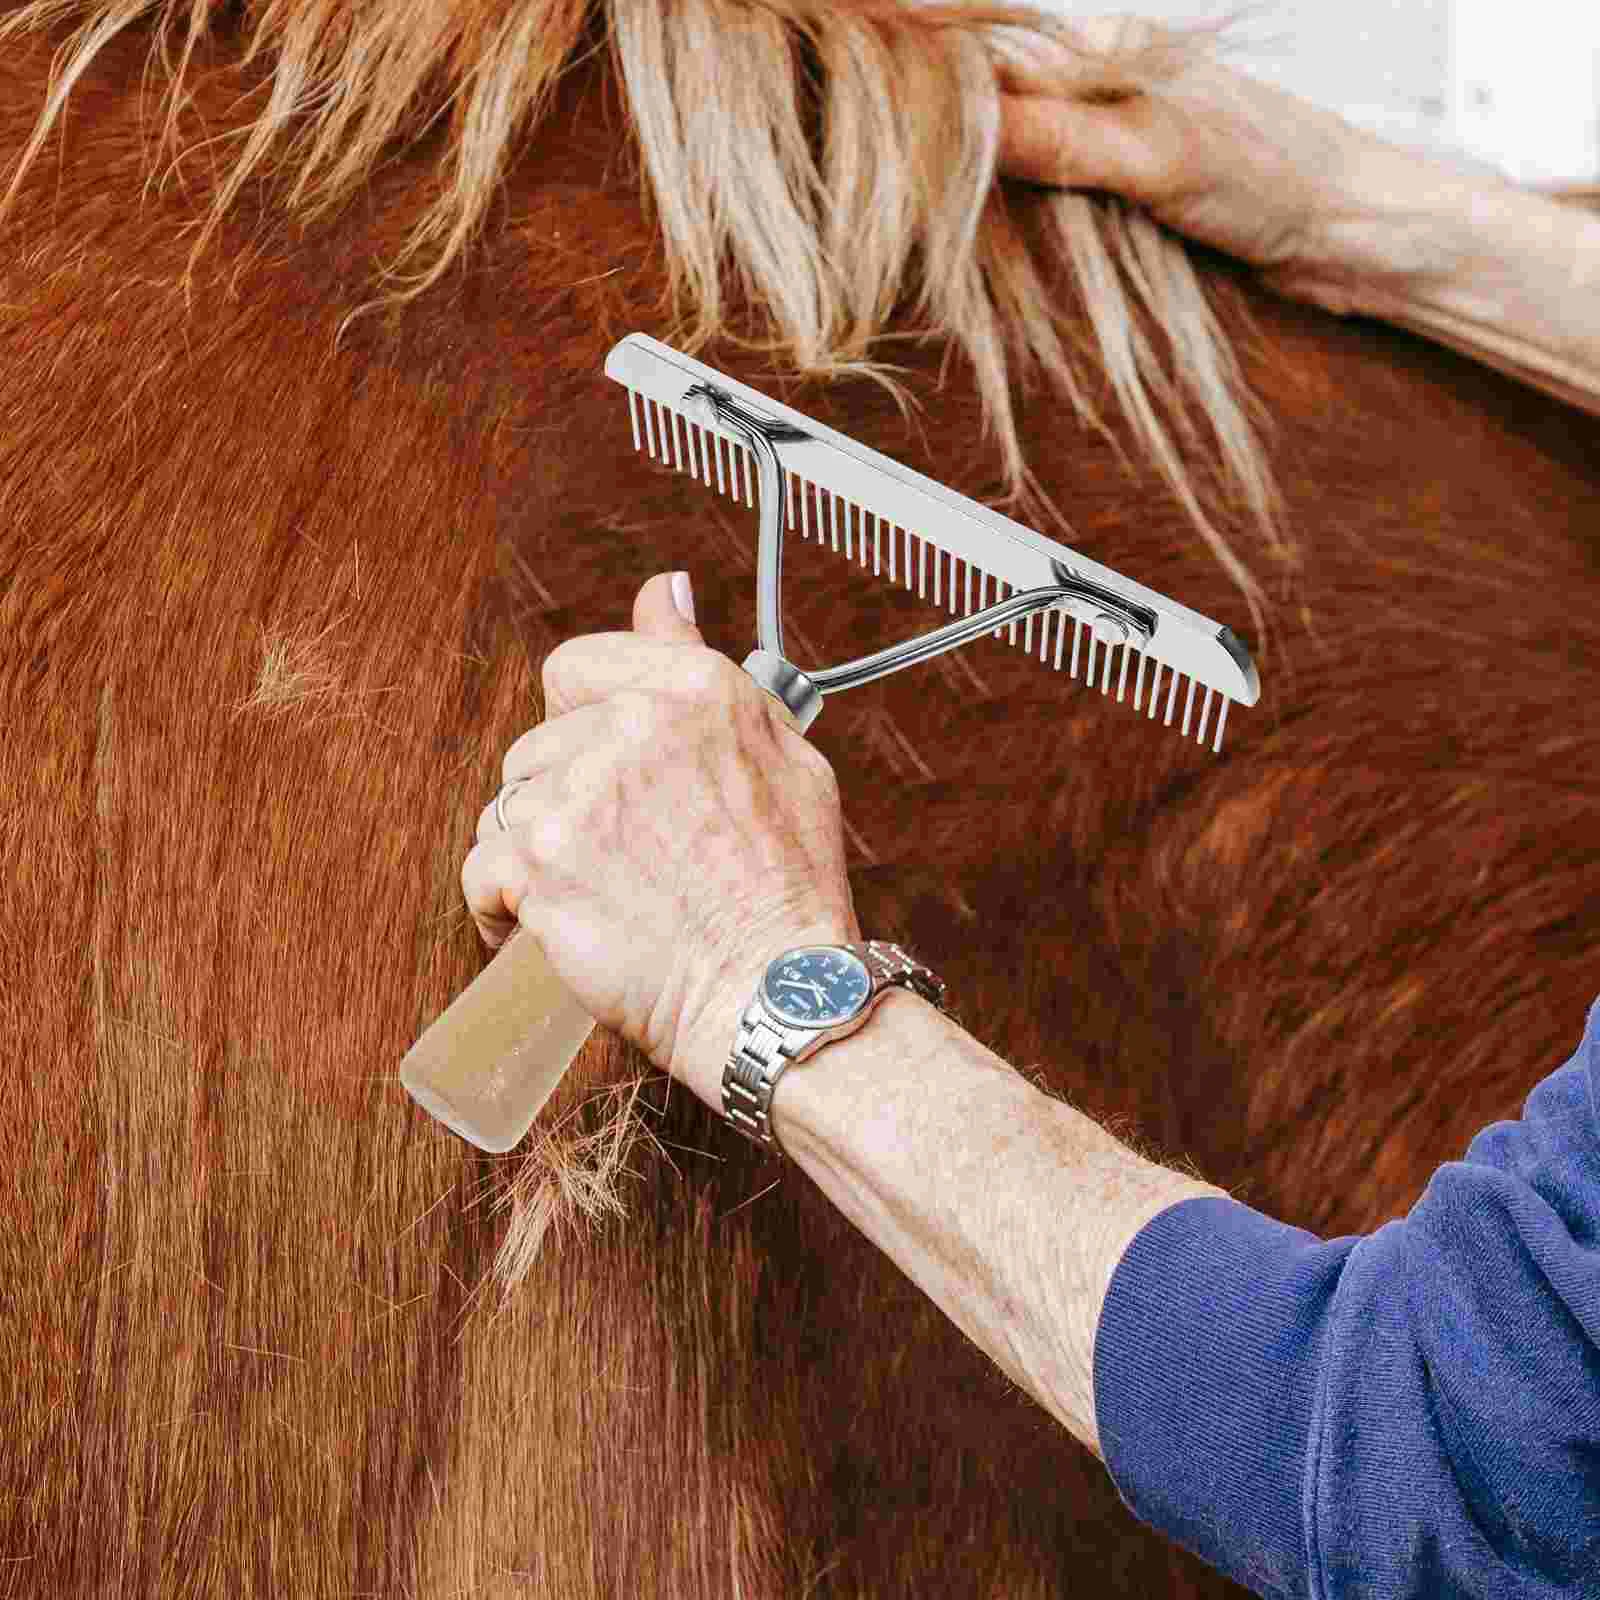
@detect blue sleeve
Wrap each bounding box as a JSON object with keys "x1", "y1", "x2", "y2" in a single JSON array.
[{"x1": 1092, "y1": 993, "x2": 1600, "y2": 1599}]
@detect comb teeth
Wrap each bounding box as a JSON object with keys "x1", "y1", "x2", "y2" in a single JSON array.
[{"x1": 608, "y1": 334, "x2": 1256, "y2": 755}]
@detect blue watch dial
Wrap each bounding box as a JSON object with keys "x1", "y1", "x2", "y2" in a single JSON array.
[{"x1": 761, "y1": 946, "x2": 870, "y2": 1027}]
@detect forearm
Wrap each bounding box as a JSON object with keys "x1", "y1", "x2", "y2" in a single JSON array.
[
  {"x1": 1320, "y1": 159, "x2": 1600, "y2": 418},
  {"x1": 767, "y1": 987, "x2": 1224, "y2": 1458}
]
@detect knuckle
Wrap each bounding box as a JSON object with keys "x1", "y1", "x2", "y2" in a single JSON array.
[
  {"x1": 539, "y1": 640, "x2": 571, "y2": 714},
  {"x1": 499, "y1": 736, "x2": 526, "y2": 789},
  {"x1": 775, "y1": 722, "x2": 835, "y2": 784},
  {"x1": 524, "y1": 805, "x2": 570, "y2": 864},
  {"x1": 460, "y1": 846, "x2": 497, "y2": 924},
  {"x1": 615, "y1": 688, "x2": 662, "y2": 740},
  {"x1": 683, "y1": 648, "x2": 738, "y2": 702},
  {"x1": 809, "y1": 743, "x2": 840, "y2": 784},
  {"x1": 802, "y1": 745, "x2": 840, "y2": 797}
]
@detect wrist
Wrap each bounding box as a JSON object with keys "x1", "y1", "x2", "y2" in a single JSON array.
[
  {"x1": 769, "y1": 985, "x2": 1001, "y2": 1158},
  {"x1": 672, "y1": 910, "x2": 863, "y2": 1114},
  {"x1": 1266, "y1": 147, "x2": 1520, "y2": 318},
  {"x1": 1320, "y1": 166, "x2": 1600, "y2": 417}
]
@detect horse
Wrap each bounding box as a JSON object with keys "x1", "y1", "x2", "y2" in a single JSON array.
[{"x1": 3, "y1": 0, "x2": 1595, "y2": 1592}]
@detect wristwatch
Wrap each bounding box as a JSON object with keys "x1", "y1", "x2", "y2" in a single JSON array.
[{"x1": 721, "y1": 940, "x2": 949, "y2": 1155}]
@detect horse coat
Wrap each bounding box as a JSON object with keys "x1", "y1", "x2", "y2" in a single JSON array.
[{"x1": 3, "y1": 1, "x2": 1596, "y2": 1593}]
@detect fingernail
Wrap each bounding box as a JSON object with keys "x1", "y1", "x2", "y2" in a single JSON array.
[{"x1": 671, "y1": 570, "x2": 695, "y2": 623}]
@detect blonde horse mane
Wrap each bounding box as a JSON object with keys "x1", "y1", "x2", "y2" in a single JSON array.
[{"x1": 0, "y1": 0, "x2": 1408, "y2": 660}]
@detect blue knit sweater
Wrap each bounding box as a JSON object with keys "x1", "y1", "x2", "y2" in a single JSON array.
[{"x1": 1094, "y1": 994, "x2": 1600, "y2": 1598}]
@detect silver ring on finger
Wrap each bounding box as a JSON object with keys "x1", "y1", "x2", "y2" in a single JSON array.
[{"x1": 493, "y1": 776, "x2": 534, "y2": 833}]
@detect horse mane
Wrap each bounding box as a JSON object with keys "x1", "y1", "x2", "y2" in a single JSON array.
[{"x1": 0, "y1": 0, "x2": 1414, "y2": 660}]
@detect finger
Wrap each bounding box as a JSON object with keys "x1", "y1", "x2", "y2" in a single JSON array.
[
  {"x1": 996, "y1": 90, "x2": 1168, "y2": 199},
  {"x1": 462, "y1": 813, "x2": 549, "y2": 950},
  {"x1": 540, "y1": 628, "x2": 738, "y2": 723},
  {"x1": 998, "y1": 92, "x2": 1105, "y2": 189},
  {"x1": 533, "y1": 572, "x2": 704, "y2": 722},
  {"x1": 633, "y1": 568, "x2": 702, "y2": 641},
  {"x1": 481, "y1": 699, "x2": 621, "y2": 843}
]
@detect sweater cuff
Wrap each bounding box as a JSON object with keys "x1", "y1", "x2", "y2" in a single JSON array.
[{"x1": 1092, "y1": 1195, "x2": 1358, "y2": 1600}]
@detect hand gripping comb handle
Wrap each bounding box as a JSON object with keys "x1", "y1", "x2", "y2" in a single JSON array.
[
  {"x1": 399, "y1": 687, "x2": 807, "y2": 1155},
  {"x1": 400, "y1": 333, "x2": 1260, "y2": 1151}
]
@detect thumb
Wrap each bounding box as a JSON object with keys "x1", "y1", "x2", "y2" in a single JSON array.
[{"x1": 632, "y1": 569, "x2": 701, "y2": 641}]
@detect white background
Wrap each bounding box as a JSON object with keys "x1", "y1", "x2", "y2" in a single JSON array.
[{"x1": 1065, "y1": 0, "x2": 1599, "y2": 188}]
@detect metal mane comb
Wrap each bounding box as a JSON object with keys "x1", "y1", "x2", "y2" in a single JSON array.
[
  {"x1": 606, "y1": 330, "x2": 1259, "y2": 744},
  {"x1": 398, "y1": 332, "x2": 1261, "y2": 1155}
]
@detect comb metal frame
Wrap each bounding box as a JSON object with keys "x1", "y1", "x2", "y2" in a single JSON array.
[{"x1": 604, "y1": 332, "x2": 1259, "y2": 750}]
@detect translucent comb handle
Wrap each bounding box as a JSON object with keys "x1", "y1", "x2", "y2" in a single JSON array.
[
  {"x1": 399, "y1": 930, "x2": 599, "y2": 1152},
  {"x1": 399, "y1": 688, "x2": 810, "y2": 1151}
]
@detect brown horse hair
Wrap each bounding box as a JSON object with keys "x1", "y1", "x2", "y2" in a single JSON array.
[{"x1": 5, "y1": 3, "x2": 1598, "y2": 1591}]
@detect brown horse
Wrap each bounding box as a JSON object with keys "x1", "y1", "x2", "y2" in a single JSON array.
[{"x1": 3, "y1": 0, "x2": 1595, "y2": 1593}]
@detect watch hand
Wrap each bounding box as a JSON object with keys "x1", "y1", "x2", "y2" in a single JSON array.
[{"x1": 776, "y1": 980, "x2": 833, "y2": 1015}]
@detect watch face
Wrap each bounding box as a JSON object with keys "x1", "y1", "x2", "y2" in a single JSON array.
[{"x1": 761, "y1": 946, "x2": 870, "y2": 1028}]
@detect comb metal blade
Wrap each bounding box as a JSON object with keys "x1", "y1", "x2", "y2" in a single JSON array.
[{"x1": 605, "y1": 332, "x2": 1257, "y2": 753}]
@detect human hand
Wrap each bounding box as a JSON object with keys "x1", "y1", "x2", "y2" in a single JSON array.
[
  {"x1": 995, "y1": 17, "x2": 1473, "y2": 315},
  {"x1": 460, "y1": 572, "x2": 860, "y2": 1110}
]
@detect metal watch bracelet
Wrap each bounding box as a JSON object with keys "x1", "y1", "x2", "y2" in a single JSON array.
[{"x1": 721, "y1": 940, "x2": 948, "y2": 1157}]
